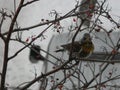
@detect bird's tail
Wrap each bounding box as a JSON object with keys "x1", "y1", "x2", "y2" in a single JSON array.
[{"x1": 55, "y1": 49, "x2": 65, "y2": 52}]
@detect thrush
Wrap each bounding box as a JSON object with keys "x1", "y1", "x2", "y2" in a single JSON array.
[{"x1": 55, "y1": 33, "x2": 94, "y2": 59}]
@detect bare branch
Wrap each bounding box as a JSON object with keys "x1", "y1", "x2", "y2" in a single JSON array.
[{"x1": 22, "y1": 0, "x2": 39, "y2": 7}]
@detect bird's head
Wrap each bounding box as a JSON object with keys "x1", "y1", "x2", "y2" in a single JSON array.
[{"x1": 80, "y1": 33, "x2": 92, "y2": 43}]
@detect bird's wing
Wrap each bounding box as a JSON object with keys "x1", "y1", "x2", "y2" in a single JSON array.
[{"x1": 61, "y1": 41, "x2": 81, "y2": 52}]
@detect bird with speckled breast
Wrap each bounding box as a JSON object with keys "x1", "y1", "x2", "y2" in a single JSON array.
[{"x1": 55, "y1": 33, "x2": 94, "y2": 59}]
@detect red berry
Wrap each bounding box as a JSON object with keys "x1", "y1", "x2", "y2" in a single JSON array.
[
  {"x1": 26, "y1": 38, "x2": 29, "y2": 42},
  {"x1": 89, "y1": 4, "x2": 94, "y2": 9},
  {"x1": 95, "y1": 29, "x2": 101, "y2": 32},
  {"x1": 111, "y1": 49, "x2": 117, "y2": 54},
  {"x1": 73, "y1": 18, "x2": 77, "y2": 22}
]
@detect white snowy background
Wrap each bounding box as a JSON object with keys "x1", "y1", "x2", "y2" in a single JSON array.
[{"x1": 0, "y1": 0, "x2": 120, "y2": 90}]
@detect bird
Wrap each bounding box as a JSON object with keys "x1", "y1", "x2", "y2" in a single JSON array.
[
  {"x1": 29, "y1": 45, "x2": 45, "y2": 63},
  {"x1": 55, "y1": 33, "x2": 94, "y2": 59}
]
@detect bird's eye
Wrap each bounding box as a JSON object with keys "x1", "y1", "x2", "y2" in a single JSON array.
[{"x1": 83, "y1": 37, "x2": 87, "y2": 40}]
